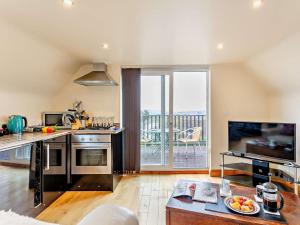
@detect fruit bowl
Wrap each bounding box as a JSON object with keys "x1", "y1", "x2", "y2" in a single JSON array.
[{"x1": 224, "y1": 195, "x2": 260, "y2": 215}]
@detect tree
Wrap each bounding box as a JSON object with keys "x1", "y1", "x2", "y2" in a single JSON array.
[{"x1": 141, "y1": 110, "x2": 150, "y2": 122}]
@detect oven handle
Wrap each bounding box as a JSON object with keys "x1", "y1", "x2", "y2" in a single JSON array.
[
  {"x1": 72, "y1": 144, "x2": 111, "y2": 149},
  {"x1": 45, "y1": 144, "x2": 50, "y2": 171}
]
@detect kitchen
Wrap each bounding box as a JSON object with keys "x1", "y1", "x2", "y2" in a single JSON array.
[{"x1": 0, "y1": 63, "x2": 124, "y2": 217}]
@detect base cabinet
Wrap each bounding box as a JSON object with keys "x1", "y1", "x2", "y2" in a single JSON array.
[
  {"x1": 0, "y1": 131, "x2": 123, "y2": 218},
  {"x1": 69, "y1": 132, "x2": 124, "y2": 191},
  {"x1": 70, "y1": 174, "x2": 122, "y2": 191}
]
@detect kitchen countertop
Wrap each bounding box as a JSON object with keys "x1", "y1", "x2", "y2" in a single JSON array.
[
  {"x1": 0, "y1": 131, "x2": 70, "y2": 152},
  {"x1": 71, "y1": 128, "x2": 124, "y2": 135},
  {"x1": 0, "y1": 128, "x2": 124, "y2": 151}
]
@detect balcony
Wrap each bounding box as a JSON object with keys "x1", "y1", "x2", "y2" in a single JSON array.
[{"x1": 141, "y1": 114, "x2": 207, "y2": 169}]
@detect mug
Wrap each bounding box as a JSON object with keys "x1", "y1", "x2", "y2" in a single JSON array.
[{"x1": 256, "y1": 185, "x2": 263, "y2": 199}]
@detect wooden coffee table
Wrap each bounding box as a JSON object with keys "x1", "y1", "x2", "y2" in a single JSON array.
[{"x1": 166, "y1": 181, "x2": 300, "y2": 225}]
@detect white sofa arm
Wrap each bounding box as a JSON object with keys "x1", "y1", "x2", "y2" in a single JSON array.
[
  {"x1": 0, "y1": 210, "x2": 58, "y2": 225},
  {"x1": 77, "y1": 205, "x2": 139, "y2": 225}
]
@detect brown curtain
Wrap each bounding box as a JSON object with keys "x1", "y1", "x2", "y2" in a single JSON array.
[{"x1": 122, "y1": 68, "x2": 141, "y2": 173}]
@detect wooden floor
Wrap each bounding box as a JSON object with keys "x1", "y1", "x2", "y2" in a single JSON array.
[
  {"x1": 37, "y1": 174, "x2": 221, "y2": 225},
  {"x1": 0, "y1": 165, "x2": 35, "y2": 215},
  {"x1": 0, "y1": 165, "x2": 63, "y2": 217}
]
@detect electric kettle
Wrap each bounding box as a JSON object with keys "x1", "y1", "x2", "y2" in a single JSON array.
[
  {"x1": 7, "y1": 115, "x2": 28, "y2": 134},
  {"x1": 262, "y1": 174, "x2": 284, "y2": 212}
]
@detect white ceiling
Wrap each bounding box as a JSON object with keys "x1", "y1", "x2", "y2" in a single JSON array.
[{"x1": 1, "y1": 0, "x2": 300, "y2": 65}]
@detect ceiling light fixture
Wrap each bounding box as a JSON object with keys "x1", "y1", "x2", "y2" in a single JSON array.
[
  {"x1": 63, "y1": 0, "x2": 74, "y2": 7},
  {"x1": 102, "y1": 43, "x2": 109, "y2": 49},
  {"x1": 217, "y1": 43, "x2": 224, "y2": 50},
  {"x1": 253, "y1": 0, "x2": 263, "y2": 9}
]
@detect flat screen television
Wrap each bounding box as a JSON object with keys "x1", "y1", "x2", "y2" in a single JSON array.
[{"x1": 228, "y1": 121, "x2": 296, "y2": 162}]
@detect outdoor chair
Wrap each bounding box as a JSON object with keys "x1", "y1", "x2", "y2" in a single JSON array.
[
  {"x1": 177, "y1": 127, "x2": 202, "y2": 158},
  {"x1": 140, "y1": 130, "x2": 153, "y2": 158}
]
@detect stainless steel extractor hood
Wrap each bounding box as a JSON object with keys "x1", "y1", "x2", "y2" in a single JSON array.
[{"x1": 74, "y1": 63, "x2": 118, "y2": 86}]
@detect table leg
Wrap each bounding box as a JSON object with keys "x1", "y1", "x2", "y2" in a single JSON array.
[
  {"x1": 166, "y1": 208, "x2": 170, "y2": 225},
  {"x1": 295, "y1": 167, "x2": 298, "y2": 196},
  {"x1": 221, "y1": 154, "x2": 224, "y2": 178}
]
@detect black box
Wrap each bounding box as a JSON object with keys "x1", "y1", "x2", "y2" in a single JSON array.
[
  {"x1": 253, "y1": 173, "x2": 269, "y2": 186},
  {"x1": 252, "y1": 160, "x2": 269, "y2": 176}
]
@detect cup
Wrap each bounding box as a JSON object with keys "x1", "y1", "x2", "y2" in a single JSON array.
[
  {"x1": 220, "y1": 179, "x2": 231, "y2": 196},
  {"x1": 256, "y1": 185, "x2": 263, "y2": 199}
]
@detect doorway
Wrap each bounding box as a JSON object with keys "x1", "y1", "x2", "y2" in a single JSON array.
[{"x1": 140, "y1": 68, "x2": 209, "y2": 170}]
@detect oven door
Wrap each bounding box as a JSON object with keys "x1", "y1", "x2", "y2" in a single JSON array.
[
  {"x1": 72, "y1": 143, "x2": 111, "y2": 174},
  {"x1": 44, "y1": 143, "x2": 66, "y2": 175}
]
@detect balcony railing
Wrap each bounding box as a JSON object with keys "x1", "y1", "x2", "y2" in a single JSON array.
[{"x1": 141, "y1": 114, "x2": 207, "y2": 142}]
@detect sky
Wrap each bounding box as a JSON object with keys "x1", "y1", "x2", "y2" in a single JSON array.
[{"x1": 141, "y1": 72, "x2": 207, "y2": 114}]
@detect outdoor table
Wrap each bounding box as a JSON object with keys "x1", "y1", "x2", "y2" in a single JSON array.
[{"x1": 147, "y1": 128, "x2": 181, "y2": 142}]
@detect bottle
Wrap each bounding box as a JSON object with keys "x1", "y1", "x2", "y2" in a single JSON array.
[{"x1": 2, "y1": 124, "x2": 9, "y2": 135}]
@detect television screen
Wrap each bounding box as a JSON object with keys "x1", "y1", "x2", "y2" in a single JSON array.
[{"x1": 228, "y1": 121, "x2": 296, "y2": 162}]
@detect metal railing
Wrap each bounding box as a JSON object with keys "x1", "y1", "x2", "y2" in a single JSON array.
[{"x1": 141, "y1": 114, "x2": 207, "y2": 142}]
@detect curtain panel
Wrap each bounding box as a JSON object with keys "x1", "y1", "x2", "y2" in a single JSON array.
[{"x1": 121, "y1": 68, "x2": 141, "y2": 173}]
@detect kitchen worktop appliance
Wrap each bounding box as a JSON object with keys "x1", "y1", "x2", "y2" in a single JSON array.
[
  {"x1": 74, "y1": 63, "x2": 118, "y2": 86},
  {"x1": 7, "y1": 115, "x2": 27, "y2": 134},
  {"x1": 42, "y1": 111, "x2": 75, "y2": 129}
]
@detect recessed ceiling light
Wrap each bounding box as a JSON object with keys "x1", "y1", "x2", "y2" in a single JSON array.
[
  {"x1": 253, "y1": 0, "x2": 263, "y2": 9},
  {"x1": 102, "y1": 43, "x2": 109, "y2": 49},
  {"x1": 217, "y1": 43, "x2": 224, "y2": 50},
  {"x1": 63, "y1": 0, "x2": 74, "y2": 7}
]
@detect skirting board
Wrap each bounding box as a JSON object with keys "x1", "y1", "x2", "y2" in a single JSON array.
[
  {"x1": 141, "y1": 170, "x2": 209, "y2": 174},
  {"x1": 209, "y1": 169, "x2": 248, "y2": 177},
  {"x1": 141, "y1": 169, "x2": 245, "y2": 175},
  {"x1": 0, "y1": 162, "x2": 29, "y2": 168}
]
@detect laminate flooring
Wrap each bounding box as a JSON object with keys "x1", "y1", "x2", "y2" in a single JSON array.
[{"x1": 37, "y1": 174, "x2": 221, "y2": 225}]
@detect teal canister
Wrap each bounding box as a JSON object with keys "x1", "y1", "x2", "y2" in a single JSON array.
[{"x1": 7, "y1": 115, "x2": 28, "y2": 134}]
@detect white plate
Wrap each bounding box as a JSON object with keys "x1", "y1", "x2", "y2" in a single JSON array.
[{"x1": 224, "y1": 196, "x2": 260, "y2": 215}]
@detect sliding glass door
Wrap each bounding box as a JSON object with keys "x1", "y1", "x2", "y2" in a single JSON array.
[
  {"x1": 140, "y1": 74, "x2": 169, "y2": 167},
  {"x1": 140, "y1": 69, "x2": 208, "y2": 170},
  {"x1": 173, "y1": 72, "x2": 208, "y2": 169}
]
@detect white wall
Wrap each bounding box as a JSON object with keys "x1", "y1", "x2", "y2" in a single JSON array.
[
  {"x1": 0, "y1": 89, "x2": 52, "y2": 125},
  {"x1": 210, "y1": 63, "x2": 270, "y2": 169},
  {"x1": 269, "y1": 92, "x2": 300, "y2": 165},
  {"x1": 0, "y1": 20, "x2": 79, "y2": 125},
  {"x1": 51, "y1": 64, "x2": 121, "y2": 123},
  {"x1": 245, "y1": 31, "x2": 300, "y2": 173}
]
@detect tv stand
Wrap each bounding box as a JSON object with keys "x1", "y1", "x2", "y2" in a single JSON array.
[{"x1": 220, "y1": 152, "x2": 299, "y2": 195}]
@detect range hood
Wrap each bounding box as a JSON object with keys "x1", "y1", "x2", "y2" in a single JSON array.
[{"x1": 74, "y1": 63, "x2": 118, "y2": 86}]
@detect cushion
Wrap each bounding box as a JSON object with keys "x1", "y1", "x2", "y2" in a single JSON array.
[
  {"x1": 0, "y1": 210, "x2": 58, "y2": 225},
  {"x1": 78, "y1": 205, "x2": 139, "y2": 225}
]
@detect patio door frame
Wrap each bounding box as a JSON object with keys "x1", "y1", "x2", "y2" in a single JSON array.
[
  {"x1": 140, "y1": 66, "x2": 210, "y2": 171},
  {"x1": 140, "y1": 69, "x2": 172, "y2": 170}
]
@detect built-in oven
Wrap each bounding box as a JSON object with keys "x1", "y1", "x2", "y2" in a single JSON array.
[
  {"x1": 44, "y1": 136, "x2": 66, "y2": 175},
  {"x1": 71, "y1": 135, "x2": 111, "y2": 174},
  {"x1": 29, "y1": 135, "x2": 68, "y2": 203}
]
